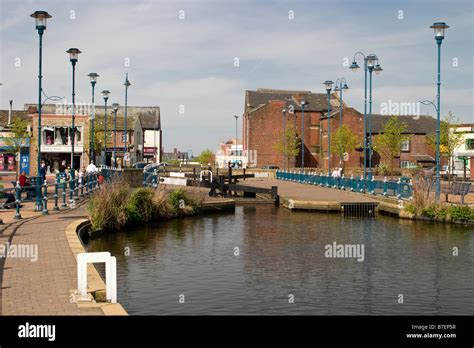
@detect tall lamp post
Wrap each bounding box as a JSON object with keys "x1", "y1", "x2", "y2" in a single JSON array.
[
  {"x1": 112, "y1": 103, "x2": 119, "y2": 167},
  {"x1": 349, "y1": 52, "x2": 382, "y2": 181},
  {"x1": 323, "y1": 80, "x2": 334, "y2": 175},
  {"x1": 31, "y1": 10, "x2": 52, "y2": 212},
  {"x1": 430, "y1": 22, "x2": 449, "y2": 201},
  {"x1": 123, "y1": 74, "x2": 131, "y2": 167},
  {"x1": 66, "y1": 48, "x2": 81, "y2": 206},
  {"x1": 333, "y1": 78, "x2": 349, "y2": 127},
  {"x1": 282, "y1": 107, "x2": 287, "y2": 170},
  {"x1": 234, "y1": 115, "x2": 239, "y2": 155},
  {"x1": 87, "y1": 73, "x2": 99, "y2": 163},
  {"x1": 300, "y1": 99, "x2": 307, "y2": 169},
  {"x1": 366, "y1": 54, "x2": 382, "y2": 179},
  {"x1": 101, "y1": 90, "x2": 110, "y2": 165}
]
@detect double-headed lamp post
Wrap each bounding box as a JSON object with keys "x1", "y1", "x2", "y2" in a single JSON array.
[
  {"x1": 430, "y1": 22, "x2": 449, "y2": 201},
  {"x1": 323, "y1": 80, "x2": 334, "y2": 175},
  {"x1": 333, "y1": 78, "x2": 349, "y2": 127},
  {"x1": 112, "y1": 103, "x2": 119, "y2": 167},
  {"x1": 31, "y1": 10, "x2": 52, "y2": 212},
  {"x1": 66, "y1": 48, "x2": 81, "y2": 206},
  {"x1": 101, "y1": 90, "x2": 110, "y2": 164},
  {"x1": 123, "y1": 74, "x2": 131, "y2": 166},
  {"x1": 87, "y1": 73, "x2": 99, "y2": 163},
  {"x1": 349, "y1": 52, "x2": 382, "y2": 181}
]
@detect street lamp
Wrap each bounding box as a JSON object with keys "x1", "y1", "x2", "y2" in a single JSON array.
[
  {"x1": 101, "y1": 90, "x2": 110, "y2": 165},
  {"x1": 282, "y1": 107, "x2": 287, "y2": 170},
  {"x1": 87, "y1": 73, "x2": 99, "y2": 163},
  {"x1": 430, "y1": 21, "x2": 449, "y2": 201},
  {"x1": 300, "y1": 99, "x2": 307, "y2": 170},
  {"x1": 112, "y1": 103, "x2": 119, "y2": 167},
  {"x1": 123, "y1": 74, "x2": 131, "y2": 166},
  {"x1": 349, "y1": 51, "x2": 382, "y2": 181},
  {"x1": 366, "y1": 54, "x2": 382, "y2": 180},
  {"x1": 333, "y1": 78, "x2": 349, "y2": 127},
  {"x1": 66, "y1": 47, "x2": 81, "y2": 206},
  {"x1": 323, "y1": 80, "x2": 334, "y2": 175},
  {"x1": 234, "y1": 115, "x2": 239, "y2": 156},
  {"x1": 31, "y1": 10, "x2": 52, "y2": 212}
]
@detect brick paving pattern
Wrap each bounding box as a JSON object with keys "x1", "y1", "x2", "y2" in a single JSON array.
[{"x1": 0, "y1": 202, "x2": 103, "y2": 315}]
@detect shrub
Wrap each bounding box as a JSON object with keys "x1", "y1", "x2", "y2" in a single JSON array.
[
  {"x1": 404, "y1": 203, "x2": 417, "y2": 215},
  {"x1": 375, "y1": 162, "x2": 390, "y2": 176},
  {"x1": 168, "y1": 188, "x2": 199, "y2": 216},
  {"x1": 421, "y1": 205, "x2": 438, "y2": 219},
  {"x1": 88, "y1": 181, "x2": 130, "y2": 231},
  {"x1": 448, "y1": 206, "x2": 474, "y2": 223},
  {"x1": 126, "y1": 188, "x2": 155, "y2": 223}
]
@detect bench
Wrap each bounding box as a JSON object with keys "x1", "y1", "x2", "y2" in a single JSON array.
[{"x1": 450, "y1": 182, "x2": 471, "y2": 205}]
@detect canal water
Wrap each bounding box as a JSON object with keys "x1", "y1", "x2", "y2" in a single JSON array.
[{"x1": 87, "y1": 205, "x2": 474, "y2": 315}]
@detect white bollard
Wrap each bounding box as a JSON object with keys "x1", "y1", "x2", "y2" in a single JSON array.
[{"x1": 77, "y1": 252, "x2": 117, "y2": 303}]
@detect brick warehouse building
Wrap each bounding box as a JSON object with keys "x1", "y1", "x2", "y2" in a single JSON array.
[
  {"x1": 243, "y1": 88, "x2": 343, "y2": 168},
  {"x1": 244, "y1": 88, "x2": 444, "y2": 172}
]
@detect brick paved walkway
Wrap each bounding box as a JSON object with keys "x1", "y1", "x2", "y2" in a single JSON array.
[
  {"x1": 241, "y1": 178, "x2": 378, "y2": 202},
  {"x1": 0, "y1": 201, "x2": 103, "y2": 315}
]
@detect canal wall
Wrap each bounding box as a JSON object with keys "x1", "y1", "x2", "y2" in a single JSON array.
[{"x1": 65, "y1": 219, "x2": 128, "y2": 315}]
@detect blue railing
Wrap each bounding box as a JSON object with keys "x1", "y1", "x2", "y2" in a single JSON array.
[
  {"x1": 276, "y1": 170, "x2": 412, "y2": 199},
  {"x1": 1, "y1": 172, "x2": 102, "y2": 219}
]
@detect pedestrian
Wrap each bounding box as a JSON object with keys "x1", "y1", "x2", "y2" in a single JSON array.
[
  {"x1": 59, "y1": 160, "x2": 67, "y2": 173},
  {"x1": 40, "y1": 161, "x2": 47, "y2": 184}
]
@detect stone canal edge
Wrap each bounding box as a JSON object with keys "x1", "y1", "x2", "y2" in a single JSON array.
[{"x1": 0, "y1": 200, "x2": 127, "y2": 316}]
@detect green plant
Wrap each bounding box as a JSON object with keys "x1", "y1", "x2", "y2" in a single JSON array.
[
  {"x1": 126, "y1": 188, "x2": 155, "y2": 223},
  {"x1": 88, "y1": 181, "x2": 131, "y2": 231},
  {"x1": 421, "y1": 205, "x2": 438, "y2": 219},
  {"x1": 168, "y1": 188, "x2": 198, "y2": 216},
  {"x1": 448, "y1": 205, "x2": 474, "y2": 223},
  {"x1": 373, "y1": 116, "x2": 410, "y2": 177},
  {"x1": 404, "y1": 203, "x2": 417, "y2": 215},
  {"x1": 375, "y1": 162, "x2": 390, "y2": 176}
]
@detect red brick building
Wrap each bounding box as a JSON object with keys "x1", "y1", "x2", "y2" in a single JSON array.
[
  {"x1": 244, "y1": 88, "x2": 443, "y2": 173},
  {"x1": 243, "y1": 88, "x2": 342, "y2": 168}
]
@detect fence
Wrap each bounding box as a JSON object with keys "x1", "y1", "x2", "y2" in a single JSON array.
[
  {"x1": 1, "y1": 172, "x2": 102, "y2": 219},
  {"x1": 276, "y1": 170, "x2": 413, "y2": 199}
]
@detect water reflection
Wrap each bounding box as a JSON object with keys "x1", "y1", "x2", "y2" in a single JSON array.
[{"x1": 87, "y1": 205, "x2": 474, "y2": 315}]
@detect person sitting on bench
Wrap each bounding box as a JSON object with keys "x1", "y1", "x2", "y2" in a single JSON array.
[{"x1": 19, "y1": 171, "x2": 35, "y2": 200}]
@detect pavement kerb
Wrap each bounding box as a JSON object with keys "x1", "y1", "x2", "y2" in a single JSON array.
[{"x1": 65, "y1": 219, "x2": 128, "y2": 316}]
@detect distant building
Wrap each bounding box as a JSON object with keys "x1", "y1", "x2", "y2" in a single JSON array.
[
  {"x1": 215, "y1": 139, "x2": 246, "y2": 168},
  {"x1": 452, "y1": 124, "x2": 474, "y2": 175},
  {"x1": 162, "y1": 148, "x2": 189, "y2": 162}
]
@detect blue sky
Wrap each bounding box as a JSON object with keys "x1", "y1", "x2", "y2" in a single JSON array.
[{"x1": 0, "y1": 0, "x2": 473, "y2": 154}]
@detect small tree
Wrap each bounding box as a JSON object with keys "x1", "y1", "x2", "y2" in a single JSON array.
[
  {"x1": 275, "y1": 125, "x2": 300, "y2": 169},
  {"x1": 3, "y1": 118, "x2": 29, "y2": 180},
  {"x1": 427, "y1": 112, "x2": 465, "y2": 188},
  {"x1": 197, "y1": 149, "x2": 215, "y2": 165},
  {"x1": 373, "y1": 116, "x2": 409, "y2": 176},
  {"x1": 331, "y1": 124, "x2": 360, "y2": 171}
]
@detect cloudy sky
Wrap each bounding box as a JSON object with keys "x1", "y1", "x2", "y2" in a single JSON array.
[{"x1": 0, "y1": 0, "x2": 473, "y2": 154}]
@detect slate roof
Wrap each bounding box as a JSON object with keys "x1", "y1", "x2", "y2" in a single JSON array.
[
  {"x1": 246, "y1": 88, "x2": 331, "y2": 112},
  {"x1": 371, "y1": 115, "x2": 437, "y2": 134}
]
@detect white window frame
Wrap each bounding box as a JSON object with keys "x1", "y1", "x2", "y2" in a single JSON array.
[{"x1": 400, "y1": 139, "x2": 410, "y2": 152}]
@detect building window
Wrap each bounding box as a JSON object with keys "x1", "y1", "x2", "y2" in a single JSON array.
[
  {"x1": 466, "y1": 139, "x2": 474, "y2": 150},
  {"x1": 400, "y1": 139, "x2": 410, "y2": 152},
  {"x1": 400, "y1": 160, "x2": 415, "y2": 168},
  {"x1": 41, "y1": 126, "x2": 83, "y2": 146}
]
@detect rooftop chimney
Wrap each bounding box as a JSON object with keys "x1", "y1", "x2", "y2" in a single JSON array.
[{"x1": 8, "y1": 100, "x2": 12, "y2": 125}]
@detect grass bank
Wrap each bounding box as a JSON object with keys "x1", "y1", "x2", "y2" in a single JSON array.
[{"x1": 88, "y1": 181, "x2": 203, "y2": 232}]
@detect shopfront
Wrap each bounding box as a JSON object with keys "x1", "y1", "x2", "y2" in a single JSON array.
[
  {"x1": 0, "y1": 133, "x2": 30, "y2": 175},
  {"x1": 40, "y1": 125, "x2": 84, "y2": 174}
]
